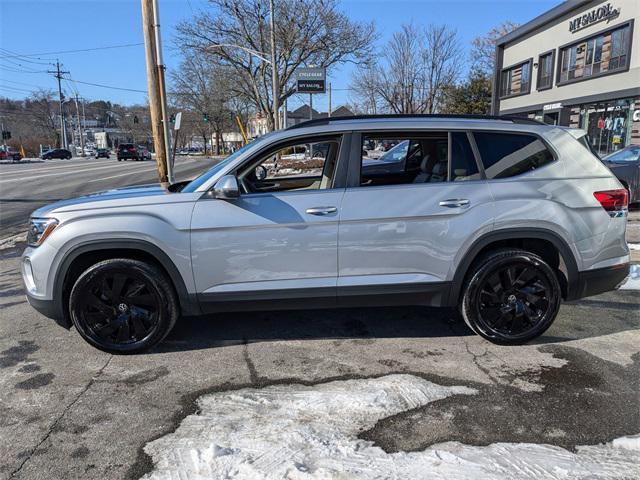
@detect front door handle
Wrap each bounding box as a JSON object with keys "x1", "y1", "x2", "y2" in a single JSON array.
[
  {"x1": 439, "y1": 198, "x2": 470, "y2": 208},
  {"x1": 306, "y1": 206, "x2": 337, "y2": 216}
]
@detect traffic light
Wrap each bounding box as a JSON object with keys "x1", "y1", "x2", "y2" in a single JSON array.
[
  {"x1": 1, "y1": 130, "x2": 10, "y2": 140},
  {"x1": 170, "y1": 114, "x2": 175, "y2": 124},
  {"x1": 203, "y1": 113, "x2": 209, "y2": 123}
]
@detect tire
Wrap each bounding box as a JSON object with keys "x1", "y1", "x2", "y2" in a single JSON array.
[
  {"x1": 460, "y1": 249, "x2": 561, "y2": 345},
  {"x1": 69, "y1": 258, "x2": 179, "y2": 354}
]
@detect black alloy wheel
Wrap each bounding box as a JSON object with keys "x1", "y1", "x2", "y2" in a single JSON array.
[
  {"x1": 69, "y1": 258, "x2": 178, "y2": 353},
  {"x1": 461, "y1": 249, "x2": 561, "y2": 344}
]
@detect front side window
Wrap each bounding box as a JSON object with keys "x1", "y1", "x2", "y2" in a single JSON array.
[
  {"x1": 560, "y1": 24, "x2": 631, "y2": 83},
  {"x1": 359, "y1": 132, "x2": 480, "y2": 186},
  {"x1": 238, "y1": 137, "x2": 341, "y2": 193},
  {"x1": 537, "y1": 52, "x2": 554, "y2": 90},
  {"x1": 473, "y1": 132, "x2": 555, "y2": 179},
  {"x1": 500, "y1": 60, "x2": 532, "y2": 98}
]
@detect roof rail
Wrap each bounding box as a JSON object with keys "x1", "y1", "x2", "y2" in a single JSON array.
[{"x1": 286, "y1": 113, "x2": 544, "y2": 130}]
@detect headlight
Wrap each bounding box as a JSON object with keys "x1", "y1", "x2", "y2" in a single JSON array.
[{"x1": 27, "y1": 218, "x2": 58, "y2": 247}]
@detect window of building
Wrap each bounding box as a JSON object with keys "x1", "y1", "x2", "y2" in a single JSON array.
[
  {"x1": 559, "y1": 23, "x2": 631, "y2": 83},
  {"x1": 473, "y1": 132, "x2": 555, "y2": 179},
  {"x1": 537, "y1": 51, "x2": 554, "y2": 90},
  {"x1": 500, "y1": 60, "x2": 532, "y2": 98}
]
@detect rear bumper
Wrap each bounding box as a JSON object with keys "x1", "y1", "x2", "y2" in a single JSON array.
[{"x1": 568, "y1": 263, "x2": 630, "y2": 300}]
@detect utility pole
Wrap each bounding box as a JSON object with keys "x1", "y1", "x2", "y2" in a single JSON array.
[
  {"x1": 74, "y1": 94, "x2": 85, "y2": 157},
  {"x1": 141, "y1": 0, "x2": 169, "y2": 182},
  {"x1": 48, "y1": 60, "x2": 69, "y2": 150},
  {"x1": 328, "y1": 82, "x2": 332, "y2": 117},
  {"x1": 269, "y1": 0, "x2": 279, "y2": 130}
]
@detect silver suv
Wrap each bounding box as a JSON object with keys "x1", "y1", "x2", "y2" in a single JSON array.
[{"x1": 22, "y1": 115, "x2": 631, "y2": 353}]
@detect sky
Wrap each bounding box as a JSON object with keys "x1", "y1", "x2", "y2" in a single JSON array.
[{"x1": 0, "y1": 0, "x2": 561, "y2": 113}]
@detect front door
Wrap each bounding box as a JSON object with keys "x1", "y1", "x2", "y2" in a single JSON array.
[
  {"x1": 337, "y1": 131, "x2": 494, "y2": 305},
  {"x1": 191, "y1": 135, "x2": 346, "y2": 311}
]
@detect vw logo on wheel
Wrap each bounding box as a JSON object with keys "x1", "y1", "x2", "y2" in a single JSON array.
[{"x1": 117, "y1": 303, "x2": 129, "y2": 313}]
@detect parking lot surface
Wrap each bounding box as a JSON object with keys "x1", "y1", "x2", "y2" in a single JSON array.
[{"x1": 0, "y1": 232, "x2": 638, "y2": 479}]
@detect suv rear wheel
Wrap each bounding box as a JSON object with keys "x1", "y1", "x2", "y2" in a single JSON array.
[
  {"x1": 460, "y1": 249, "x2": 561, "y2": 344},
  {"x1": 69, "y1": 258, "x2": 178, "y2": 354}
]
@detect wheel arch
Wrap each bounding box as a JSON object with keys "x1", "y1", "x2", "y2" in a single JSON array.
[
  {"x1": 448, "y1": 228, "x2": 580, "y2": 306},
  {"x1": 53, "y1": 239, "x2": 200, "y2": 328}
]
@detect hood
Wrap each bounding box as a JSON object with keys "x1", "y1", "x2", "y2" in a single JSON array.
[{"x1": 31, "y1": 183, "x2": 174, "y2": 218}]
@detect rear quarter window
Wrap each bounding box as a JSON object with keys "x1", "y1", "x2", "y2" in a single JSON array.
[{"x1": 473, "y1": 132, "x2": 555, "y2": 179}]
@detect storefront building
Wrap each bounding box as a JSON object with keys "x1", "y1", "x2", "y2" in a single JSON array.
[{"x1": 493, "y1": 0, "x2": 639, "y2": 156}]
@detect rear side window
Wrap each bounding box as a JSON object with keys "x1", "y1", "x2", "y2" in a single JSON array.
[
  {"x1": 451, "y1": 132, "x2": 480, "y2": 181},
  {"x1": 473, "y1": 132, "x2": 554, "y2": 179}
]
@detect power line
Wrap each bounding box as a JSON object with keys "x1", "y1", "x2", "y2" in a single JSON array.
[
  {"x1": 0, "y1": 43, "x2": 144, "y2": 59},
  {"x1": 0, "y1": 48, "x2": 54, "y2": 65},
  {"x1": 63, "y1": 77, "x2": 147, "y2": 94}
]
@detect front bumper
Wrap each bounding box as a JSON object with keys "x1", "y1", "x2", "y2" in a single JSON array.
[
  {"x1": 568, "y1": 263, "x2": 631, "y2": 300},
  {"x1": 24, "y1": 289, "x2": 71, "y2": 328}
]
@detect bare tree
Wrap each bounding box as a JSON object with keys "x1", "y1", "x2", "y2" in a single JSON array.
[
  {"x1": 170, "y1": 54, "x2": 234, "y2": 154},
  {"x1": 470, "y1": 21, "x2": 519, "y2": 76},
  {"x1": 176, "y1": 0, "x2": 375, "y2": 131},
  {"x1": 350, "y1": 23, "x2": 461, "y2": 114}
]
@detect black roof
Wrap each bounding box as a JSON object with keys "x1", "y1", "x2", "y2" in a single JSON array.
[{"x1": 286, "y1": 114, "x2": 544, "y2": 130}]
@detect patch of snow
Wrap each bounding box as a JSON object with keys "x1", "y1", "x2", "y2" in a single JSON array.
[
  {"x1": 141, "y1": 374, "x2": 639, "y2": 480},
  {"x1": 628, "y1": 243, "x2": 640, "y2": 251},
  {"x1": 619, "y1": 264, "x2": 640, "y2": 290}
]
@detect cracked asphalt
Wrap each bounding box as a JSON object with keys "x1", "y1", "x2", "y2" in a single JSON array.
[{"x1": 0, "y1": 236, "x2": 638, "y2": 479}]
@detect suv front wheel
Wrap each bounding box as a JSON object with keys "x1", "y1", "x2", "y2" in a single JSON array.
[
  {"x1": 460, "y1": 249, "x2": 561, "y2": 344},
  {"x1": 69, "y1": 258, "x2": 178, "y2": 354}
]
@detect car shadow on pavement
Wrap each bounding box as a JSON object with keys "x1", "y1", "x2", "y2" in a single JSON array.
[{"x1": 152, "y1": 306, "x2": 472, "y2": 353}]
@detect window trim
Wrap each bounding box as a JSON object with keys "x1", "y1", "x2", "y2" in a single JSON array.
[
  {"x1": 556, "y1": 19, "x2": 634, "y2": 87},
  {"x1": 499, "y1": 58, "x2": 533, "y2": 100},
  {"x1": 471, "y1": 130, "x2": 559, "y2": 181},
  {"x1": 536, "y1": 49, "x2": 555, "y2": 91}
]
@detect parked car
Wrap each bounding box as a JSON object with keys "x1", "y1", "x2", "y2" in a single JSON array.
[
  {"x1": 22, "y1": 114, "x2": 630, "y2": 353},
  {"x1": 41, "y1": 148, "x2": 72, "y2": 160},
  {"x1": 95, "y1": 148, "x2": 110, "y2": 159},
  {"x1": 117, "y1": 143, "x2": 140, "y2": 161},
  {"x1": 601, "y1": 145, "x2": 640, "y2": 205},
  {"x1": 0, "y1": 147, "x2": 22, "y2": 161},
  {"x1": 137, "y1": 145, "x2": 152, "y2": 161}
]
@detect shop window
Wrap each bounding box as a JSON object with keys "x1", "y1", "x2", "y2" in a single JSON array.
[
  {"x1": 559, "y1": 23, "x2": 631, "y2": 83},
  {"x1": 537, "y1": 51, "x2": 554, "y2": 90},
  {"x1": 580, "y1": 100, "x2": 633, "y2": 157},
  {"x1": 499, "y1": 60, "x2": 532, "y2": 98}
]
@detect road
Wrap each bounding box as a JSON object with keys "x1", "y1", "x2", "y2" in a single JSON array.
[
  {"x1": 0, "y1": 155, "x2": 638, "y2": 479},
  {"x1": 0, "y1": 156, "x2": 220, "y2": 238}
]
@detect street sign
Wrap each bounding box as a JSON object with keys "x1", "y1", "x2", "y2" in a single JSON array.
[
  {"x1": 296, "y1": 67, "x2": 326, "y2": 94},
  {"x1": 174, "y1": 112, "x2": 182, "y2": 131}
]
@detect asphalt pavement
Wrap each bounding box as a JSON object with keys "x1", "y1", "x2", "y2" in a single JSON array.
[
  {"x1": 0, "y1": 156, "x2": 638, "y2": 479},
  {"x1": 0, "y1": 155, "x2": 220, "y2": 238}
]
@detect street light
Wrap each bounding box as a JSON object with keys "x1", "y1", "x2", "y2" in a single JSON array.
[{"x1": 206, "y1": 39, "x2": 280, "y2": 131}]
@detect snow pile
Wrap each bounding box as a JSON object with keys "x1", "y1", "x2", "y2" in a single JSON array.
[
  {"x1": 619, "y1": 263, "x2": 640, "y2": 290},
  {"x1": 141, "y1": 375, "x2": 639, "y2": 480}
]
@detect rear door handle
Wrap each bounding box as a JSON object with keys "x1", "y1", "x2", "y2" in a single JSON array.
[
  {"x1": 306, "y1": 206, "x2": 337, "y2": 216},
  {"x1": 439, "y1": 199, "x2": 470, "y2": 208}
]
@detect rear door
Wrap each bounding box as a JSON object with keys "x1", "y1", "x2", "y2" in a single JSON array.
[{"x1": 337, "y1": 130, "x2": 494, "y2": 305}]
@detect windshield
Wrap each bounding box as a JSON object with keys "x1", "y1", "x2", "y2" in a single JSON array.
[
  {"x1": 181, "y1": 142, "x2": 256, "y2": 192},
  {"x1": 603, "y1": 146, "x2": 640, "y2": 163}
]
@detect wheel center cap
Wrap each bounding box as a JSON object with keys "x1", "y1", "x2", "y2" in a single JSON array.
[
  {"x1": 507, "y1": 294, "x2": 517, "y2": 304},
  {"x1": 117, "y1": 303, "x2": 129, "y2": 313}
]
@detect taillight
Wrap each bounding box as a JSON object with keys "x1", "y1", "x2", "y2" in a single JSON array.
[{"x1": 594, "y1": 189, "x2": 628, "y2": 217}]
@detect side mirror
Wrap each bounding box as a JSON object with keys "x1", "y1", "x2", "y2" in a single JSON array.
[
  {"x1": 254, "y1": 165, "x2": 267, "y2": 181},
  {"x1": 213, "y1": 175, "x2": 240, "y2": 199}
]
